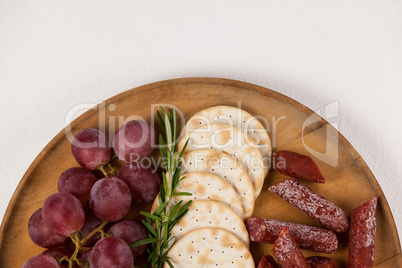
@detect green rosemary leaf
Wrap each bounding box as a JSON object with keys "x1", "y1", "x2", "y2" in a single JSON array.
[
  {"x1": 159, "y1": 256, "x2": 170, "y2": 262},
  {"x1": 165, "y1": 259, "x2": 174, "y2": 268},
  {"x1": 170, "y1": 200, "x2": 192, "y2": 222},
  {"x1": 141, "y1": 220, "x2": 158, "y2": 238},
  {"x1": 159, "y1": 135, "x2": 167, "y2": 166},
  {"x1": 171, "y1": 152, "x2": 178, "y2": 173},
  {"x1": 140, "y1": 211, "x2": 162, "y2": 222},
  {"x1": 162, "y1": 172, "x2": 168, "y2": 198},
  {"x1": 168, "y1": 200, "x2": 184, "y2": 217},
  {"x1": 172, "y1": 108, "x2": 177, "y2": 151},
  {"x1": 150, "y1": 252, "x2": 159, "y2": 265},
  {"x1": 156, "y1": 111, "x2": 166, "y2": 135},
  {"x1": 179, "y1": 138, "x2": 190, "y2": 159},
  {"x1": 154, "y1": 200, "x2": 168, "y2": 215},
  {"x1": 162, "y1": 221, "x2": 168, "y2": 249},
  {"x1": 158, "y1": 185, "x2": 165, "y2": 204},
  {"x1": 167, "y1": 206, "x2": 190, "y2": 231},
  {"x1": 164, "y1": 113, "x2": 172, "y2": 152},
  {"x1": 147, "y1": 251, "x2": 154, "y2": 263},
  {"x1": 159, "y1": 106, "x2": 167, "y2": 116},
  {"x1": 171, "y1": 192, "x2": 192, "y2": 197},
  {"x1": 130, "y1": 237, "x2": 159, "y2": 248},
  {"x1": 176, "y1": 176, "x2": 186, "y2": 186},
  {"x1": 162, "y1": 236, "x2": 177, "y2": 255},
  {"x1": 171, "y1": 166, "x2": 183, "y2": 193}
]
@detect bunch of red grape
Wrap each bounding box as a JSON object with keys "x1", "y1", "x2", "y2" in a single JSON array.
[{"x1": 23, "y1": 120, "x2": 160, "y2": 268}]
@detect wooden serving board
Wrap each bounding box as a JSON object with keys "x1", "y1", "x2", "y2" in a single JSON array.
[{"x1": 0, "y1": 78, "x2": 400, "y2": 267}]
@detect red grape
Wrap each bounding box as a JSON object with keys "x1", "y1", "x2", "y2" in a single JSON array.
[
  {"x1": 42, "y1": 192, "x2": 85, "y2": 236},
  {"x1": 89, "y1": 177, "x2": 131, "y2": 222},
  {"x1": 22, "y1": 254, "x2": 60, "y2": 268},
  {"x1": 116, "y1": 165, "x2": 160, "y2": 204},
  {"x1": 72, "y1": 128, "x2": 111, "y2": 170},
  {"x1": 91, "y1": 237, "x2": 133, "y2": 268},
  {"x1": 28, "y1": 208, "x2": 68, "y2": 248},
  {"x1": 58, "y1": 167, "x2": 97, "y2": 206},
  {"x1": 109, "y1": 220, "x2": 148, "y2": 258},
  {"x1": 79, "y1": 209, "x2": 103, "y2": 247},
  {"x1": 42, "y1": 248, "x2": 76, "y2": 268},
  {"x1": 113, "y1": 120, "x2": 156, "y2": 163}
]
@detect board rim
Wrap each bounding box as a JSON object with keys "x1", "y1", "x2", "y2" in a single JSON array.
[{"x1": 0, "y1": 77, "x2": 400, "y2": 265}]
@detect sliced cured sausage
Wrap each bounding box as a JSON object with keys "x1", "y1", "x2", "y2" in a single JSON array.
[
  {"x1": 307, "y1": 256, "x2": 337, "y2": 268},
  {"x1": 257, "y1": 255, "x2": 278, "y2": 268},
  {"x1": 269, "y1": 178, "x2": 349, "y2": 233},
  {"x1": 245, "y1": 217, "x2": 338, "y2": 253},
  {"x1": 272, "y1": 227, "x2": 310, "y2": 268},
  {"x1": 273, "y1": 150, "x2": 324, "y2": 183},
  {"x1": 348, "y1": 197, "x2": 378, "y2": 268}
]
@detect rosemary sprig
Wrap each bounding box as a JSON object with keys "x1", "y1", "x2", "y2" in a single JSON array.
[{"x1": 131, "y1": 107, "x2": 191, "y2": 268}]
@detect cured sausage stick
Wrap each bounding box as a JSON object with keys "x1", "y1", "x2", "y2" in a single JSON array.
[
  {"x1": 307, "y1": 256, "x2": 337, "y2": 268},
  {"x1": 269, "y1": 178, "x2": 349, "y2": 233},
  {"x1": 272, "y1": 227, "x2": 310, "y2": 268},
  {"x1": 348, "y1": 197, "x2": 378, "y2": 268},
  {"x1": 245, "y1": 217, "x2": 338, "y2": 253},
  {"x1": 257, "y1": 255, "x2": 278, "y2": 268},
  {"x1": 273, "y1": 150, "x2": 325, "y2": 183}
]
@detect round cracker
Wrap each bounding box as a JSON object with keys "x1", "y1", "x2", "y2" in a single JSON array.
[
  {"x1": 173, "y1": 172, "x2": 244, "y2": 218},
  {"x1": 178, "y1": 123, "x2": 265, "y2": 197},
  {"x1": 181, "y1": 105, "x2": 271, "y2": 176},
  {"x1": 170, "y1": 200, "x2": 249, "y2": 247},
  {"x1": 165, "y1": 227, "x2": 254, "y2": 268},
  {"x1": 150, "y1": 172, "x2": 244, "y2": 219},
  {"x1": 181, "y1": 149, "x2": 255, "y2": 218}
]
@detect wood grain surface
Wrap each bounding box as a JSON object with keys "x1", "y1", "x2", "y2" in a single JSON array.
[{"x1": 0, "y1": 78, "x2": 400, "y2": 267}]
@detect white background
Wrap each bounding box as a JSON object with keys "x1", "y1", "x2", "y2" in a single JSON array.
[{"x1": 1, "y1": 0, "x2": 401, "y2": 242}]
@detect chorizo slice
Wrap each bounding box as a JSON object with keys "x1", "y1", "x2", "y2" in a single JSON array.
[
  {"x1": 307, "y1": 256, "x2": 337, "y2": 268},
  {"x1": 257, "y1": 255, "x2": 278, "y2": 268},
  {"x1": 269, "y1": 178, "x2": 349, "y2": 233},
  {"x1": 245, "y1": 217, "x2": 338, "y2": 253},
  {"x1": 273, "y1": 150, "x2": 324, "y2": 183},
  {"x1": 272, "y1": 227, "x2": 310, "y2": 268},
  {"x1": 348, "y1": 197, "x2": 378, "y2": 268}
]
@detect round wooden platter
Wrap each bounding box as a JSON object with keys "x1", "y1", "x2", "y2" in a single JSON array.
[{"x1": 0, "y1": 78, "x2": 401, "y2": 267}]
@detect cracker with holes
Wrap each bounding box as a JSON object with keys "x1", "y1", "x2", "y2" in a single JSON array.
[
  {"x1": 165, "y1": 227, "x2": 254, "y2": 267},
  {"x1": 178, "y1": 123, "x2": 265, "y2": 197},
  {"x1": 170, "y1": 200, "x2": 250, "y2": 247},
  {"x1": 181, "y1": 105, "x2": 272, "y2": 176},
  {"x1": 170, "y1": 172, "x2": 245, "y2": 218},
  {"x1": 181, "y1": 149, "x2": 255, "y2": 218}
]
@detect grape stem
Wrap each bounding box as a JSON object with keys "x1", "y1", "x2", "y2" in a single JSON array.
[
  {"x1": 81, "y1": 220, "x2": 108, "y2": 245},
  {"x1": 98, "y1": 165, "x2": 108, "y2": 177},
  {"x1": 66, "y1": 220, "x2": 108, "y2": 268},
  {"x1": 107, "y1": 163, "x2": 116, "y2": 174},
  {"x1": 97, "y1": 164, "x2": 116, "y2": 177}
]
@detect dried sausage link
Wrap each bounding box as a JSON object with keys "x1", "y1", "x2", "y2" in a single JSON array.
[
  {"x1": 273, "y1": 150, "x2": 324, "y2": 183},
  {"x1": 272, "y1": 227, "x2": 310, "y2": 268},
  {"x1": 245, "y1": 217, "x2": 338, "y2": 253},
  {"x1": 269, "y1": 178, "x2": 349, "y2": 233},
  {"x1": 307, "y1": 256, "x2": 337, "y2": 268},
  {"x1": 348, "y1": 197, "x2": 378, "y2": 268},
  {"x1": 257, "y1": 255, "x2": 278, "y2": 268}
]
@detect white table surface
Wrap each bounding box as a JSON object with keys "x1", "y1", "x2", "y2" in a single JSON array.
[{"x1": 1, "y1": 0, "x2": 401, "y2": 245}]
